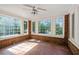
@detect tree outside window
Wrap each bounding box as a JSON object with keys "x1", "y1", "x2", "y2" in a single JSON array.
[
  {"x1": 38, "y1": 19, "x2": 51, "y2": 34},
  {"x1": 56, "y1": 17, "x2": 64, "y2": 35}
]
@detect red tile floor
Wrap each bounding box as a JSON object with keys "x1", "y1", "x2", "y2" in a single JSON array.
[{"x1": 0, "y1": 39, "x2": 72, "y2": 55}]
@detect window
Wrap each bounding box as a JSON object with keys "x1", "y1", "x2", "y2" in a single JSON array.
[
  {"x1": 13, "y1": 19, "x2": 21, "y2": 34},
  {"x1": 32, "y1": 22, "x2": 36, "y2": 33},
  {"x1": 55, "y1": 17, "x2": 64, "y2": 35},
  {"x1": 24, "y1": 20, "x2": 27, "y2": 33},
  {"x1": 38, "y1": 19, "x2": 51, "y2": 34},
  {"x1": 0, "y1": 16, "x2": 21, "y2": 38},
  {"x1": 72, "y1": 13, "x2": 74, "y2": 38}
]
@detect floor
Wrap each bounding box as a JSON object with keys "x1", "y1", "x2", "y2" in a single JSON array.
[{"x1": 0, "y1": 39, "x2": 72, "y2": 55}]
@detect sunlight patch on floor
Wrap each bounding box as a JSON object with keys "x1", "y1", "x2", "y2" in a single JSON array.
[
  {"x1": 28, "y1": 39, "x2": 41, "y2": 43},
  {"x1": 7, "y1": 39, "x2": 39, "y2": 55}
]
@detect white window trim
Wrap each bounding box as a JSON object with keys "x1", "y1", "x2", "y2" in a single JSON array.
[
  {"x1": 21, "y1": 19, "x2": 28, "y2": 34},
  {"x1": 32, "y1": 33, "x2": 64, "y2": 38}
]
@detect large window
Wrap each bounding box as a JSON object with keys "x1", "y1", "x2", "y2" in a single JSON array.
[
  {"x1": 24, "y1": 20, "x2": 27, "y2": 33},
  {"x1": 32, "y1": 22, "x2": 36, "y2": 33},
  {"x1": 55, "y1": 17, "x2": 64, "y2": 35},
  {"x1": 38, "y1": 19, "x2": 51, "y2": 34},
  {"x1": 0, "y1": 16, "x2": 21, "y2": 38},
  {"x1": 31, "y1": 16, "x2": 64, "y2": 37}
]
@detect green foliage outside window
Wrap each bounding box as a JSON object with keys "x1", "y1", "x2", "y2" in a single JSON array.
[
  {"x1": 56, "y1": 17, "x2": 63, "y2": 35},
  {"x1": 38, "y1": 19, "x2": 51, "y2": 34},
  {"x1": 32, "y1": 22, "x2": 35, "y2": 33},
  {"x1": 56, "y1": 24, "x2": 63, "y2": 35},
  {"x1": 24, "y1": 20, "x2": 27, "y2": 33}
]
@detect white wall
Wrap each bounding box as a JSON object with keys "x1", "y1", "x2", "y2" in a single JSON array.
[{"x1": 69, "y1": 5, "x2": 79, "y2": 49}]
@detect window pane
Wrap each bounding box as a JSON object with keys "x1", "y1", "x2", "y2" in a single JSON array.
[
  {"x1": 13, "y1": 19, "x2": 21, "y2": 34},
  {"x1": 24, "y1": 20, "x2": 27, "y2": 33},
  {"x1": 38, "y1": 19, "x2": 51, "y2": 34},
  {"x1": 56, "y1": 17, "x2": 64, "y2": 35},
  {"x1": 32, "y1": 22, "x2": 35, "y2": 33},
  {"x1": 0, "y1": 16, "x2": 21, "y2": 39},
  {"x1": 72, "y1": 13, "x2": 74, "y2": 38}
]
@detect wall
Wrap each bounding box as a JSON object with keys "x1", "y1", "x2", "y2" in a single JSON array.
[
  {"x1": 31, "y1": 35, "x2": 66, "y2": 45},
  {"x1": 64, "y1": 14, "x2": 69, "y2": 45},
  {"x1": 68, "y1": 5, "x2": 79, "y2": 54},
  {"x1": 0, "y1": 35, "x2": 29, "y2": 48},
  {"x1": 28, "y1": 20, "x2": 31, "y2": 38},
  {"x1": 0, "y1": 10, "x2": 30, "y2": 49},
  {"x1": 0, "y1": 16, "x2": 69, "y2": 49},
  {"x1": 68, "y1": 41, "x2": 79, "y2": 54},
  {"x1": 31, "y1": 15, "x2": 69, "y2": 45}
]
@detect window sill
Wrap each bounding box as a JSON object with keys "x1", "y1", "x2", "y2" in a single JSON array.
[
  {"x1": 0, "y1": 34, "x2": 28, "y2": 41},
  {"x1": 31, "y1": 33, "x2": 64, "y2": 38}
]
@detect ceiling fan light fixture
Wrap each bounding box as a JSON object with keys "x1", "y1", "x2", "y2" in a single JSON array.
[
  {"x1": 23, "y1": 4, "x2": 46, "y2": 16},
  {"x1": 31, "y1": 11, "x2": 38, "y2": 15}
]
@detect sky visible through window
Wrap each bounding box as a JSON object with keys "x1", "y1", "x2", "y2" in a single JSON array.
[{"x1": 40, "y1": 19, "x2": 51, "y2": 26}]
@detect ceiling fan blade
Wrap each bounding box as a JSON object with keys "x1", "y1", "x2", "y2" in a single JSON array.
[
  {"x1": 24, "y1": 4, "x2": 34, "y2": 8},
  {"x1": 37, "y1": 7, "x2": 47, "y2": 11}
]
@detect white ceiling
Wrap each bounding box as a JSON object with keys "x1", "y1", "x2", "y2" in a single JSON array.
[{"x1": 0, "y1": 4, "x2": 74, "y2": 20}]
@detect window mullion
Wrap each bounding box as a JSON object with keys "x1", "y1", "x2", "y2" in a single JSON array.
[
  {"x1": 20, "y1": 19, "x2": 24, "y2": 34},
  {"x1": 51, "y1": 19, "x2": 56, "y2": 36},
  {"x1": 36, "y1": 21, "x2": 38, "y2": 34}
]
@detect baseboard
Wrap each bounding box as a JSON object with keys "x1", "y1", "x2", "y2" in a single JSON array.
[{"x1": 68, "y1": 40, "x2": 79, "y2": 55}]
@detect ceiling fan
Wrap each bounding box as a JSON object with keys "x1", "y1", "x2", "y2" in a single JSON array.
[{"x1": 23, "y1": 4, "x2": 47, "y2": 15}]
